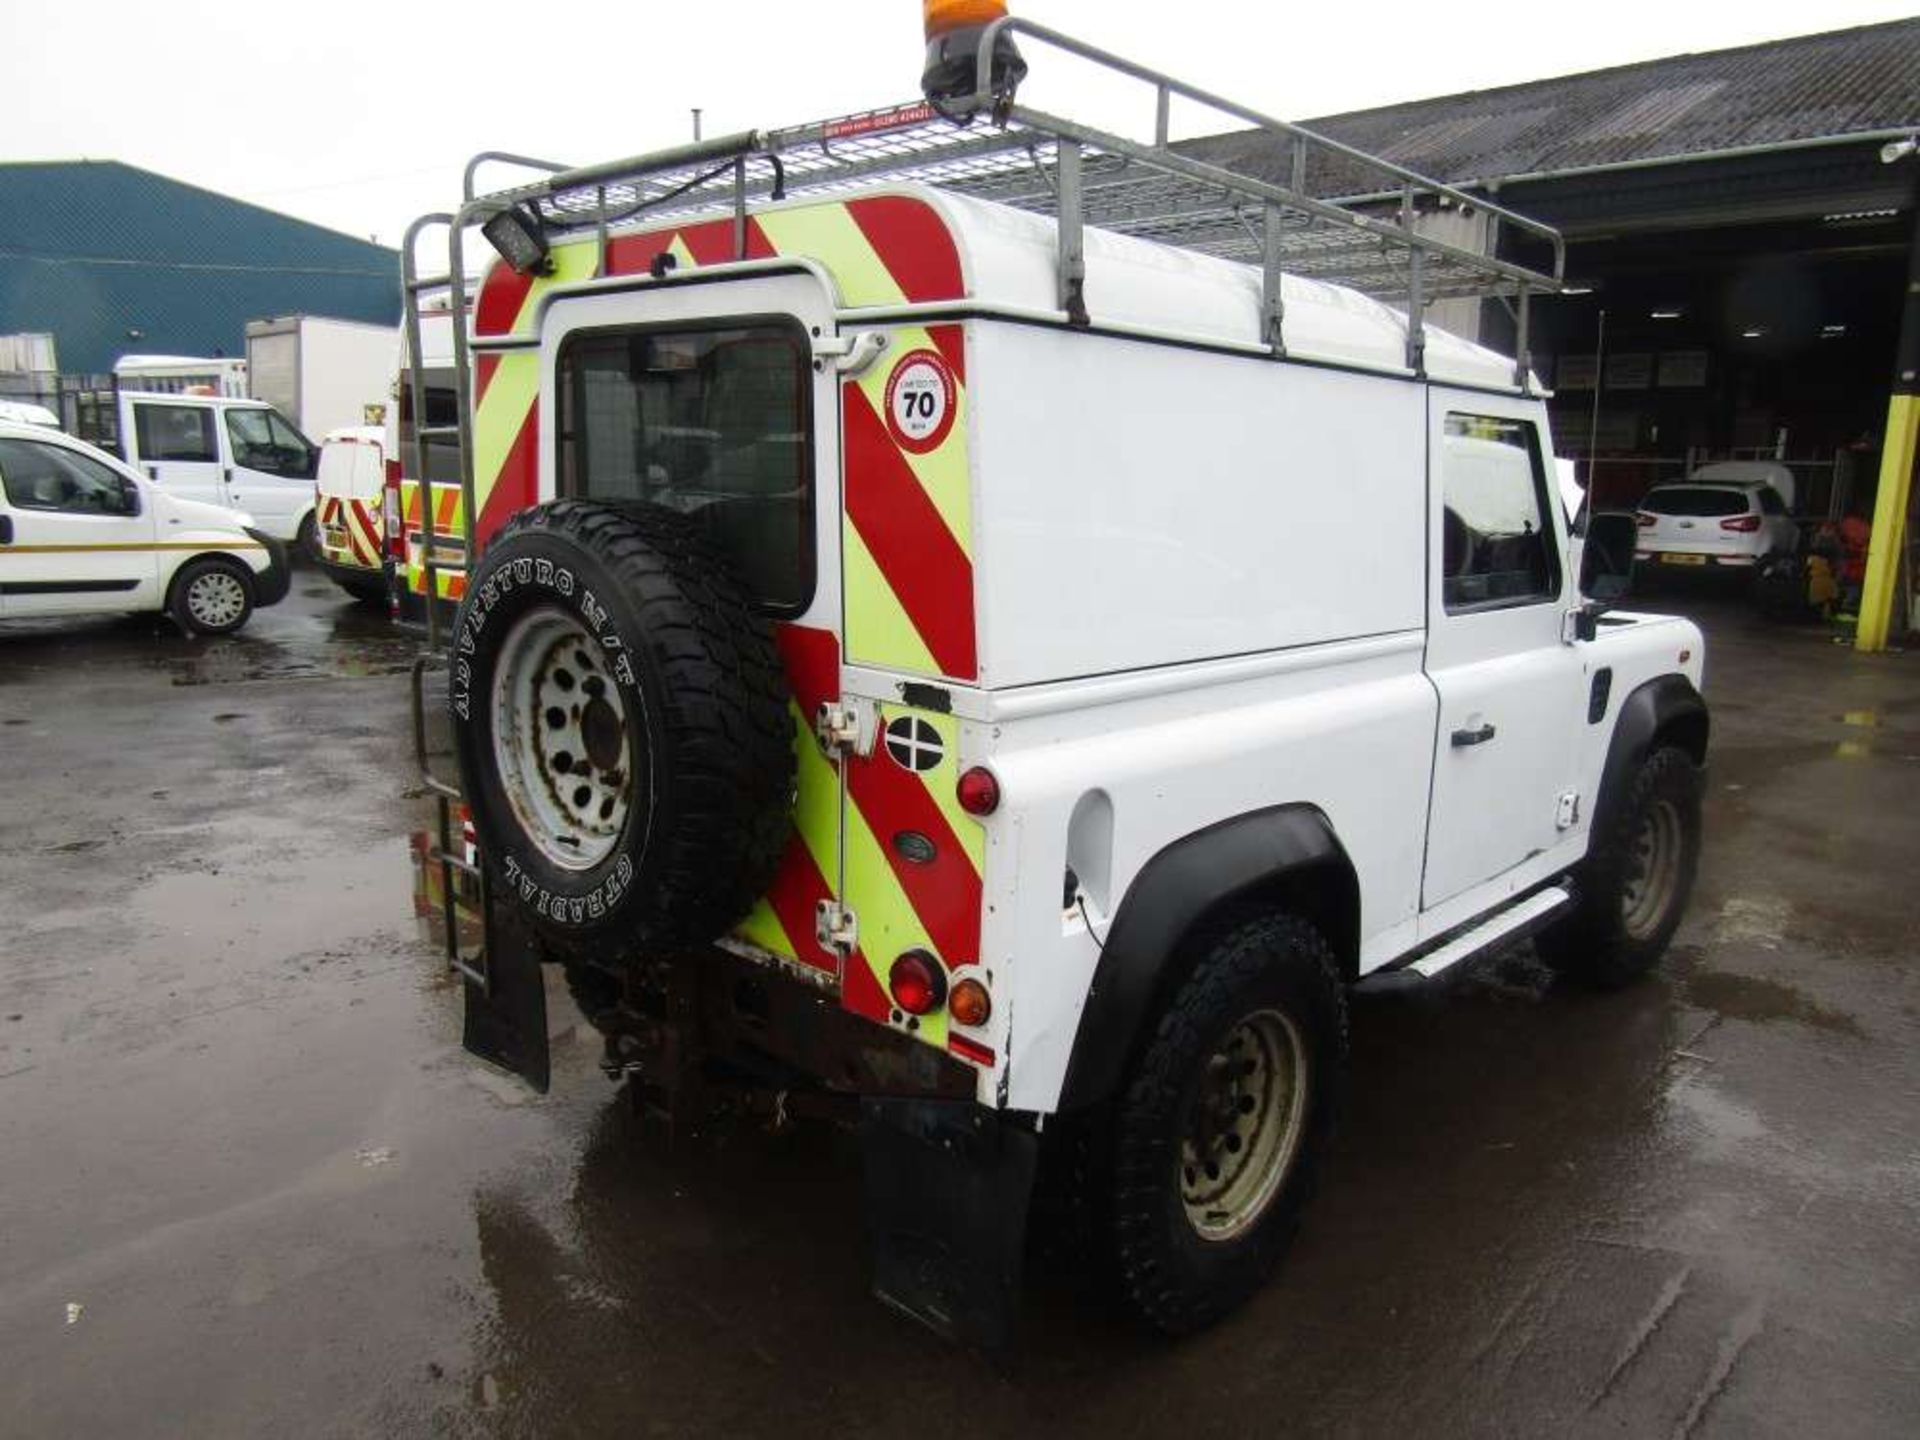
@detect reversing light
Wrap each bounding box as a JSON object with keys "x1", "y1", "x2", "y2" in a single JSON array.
[
  {"x1": 949, "y1": 977, "x2": 991, "y2": 1028},
  {"x1": 956, "y1": 766, "x2": 1000, "y2": 816},
  {"x1": 889, "y1": 950, "x2": 947, "y2": 1016},
  {"x1": 480, "y1": 204, "x2": 554, "y2": 277},
  {"x1": 921, "y1": 0, "x2": 1026, "y2": 107}
]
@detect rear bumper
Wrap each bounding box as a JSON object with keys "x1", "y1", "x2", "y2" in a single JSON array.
[
  {"x1": 318, "y1": 555, "x2": 386, "y2": 594},
  {"x1": 245, "y1": 529, "x2": 292, "y2": 607}
]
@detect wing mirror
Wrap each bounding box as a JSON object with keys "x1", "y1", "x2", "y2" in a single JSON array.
[{"x1": 1581, "y1": 511, "x2": 1637, "y2": 604}]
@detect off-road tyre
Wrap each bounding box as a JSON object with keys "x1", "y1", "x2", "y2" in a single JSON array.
[
  {"x1": 1106, "y1": 912, "x2": 1347, "y2": 1335},
  {"x1": 1537, "y1": 744, "x2": 1701, "y2": 988},
  {"x1": 169, "y1": 557, "x2": 256, "y2": 636},
  {"x1": 450, "y1": 500, "x2": 795, "y2": 963}
]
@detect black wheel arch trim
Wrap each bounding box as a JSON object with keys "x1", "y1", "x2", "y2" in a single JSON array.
[
  {"x1": 1594, "y1": 674, "x2": 1708, "y2": 839},
  {"x1": 1056, "y1": 803, "x2": 1359, "y2": 1113}
]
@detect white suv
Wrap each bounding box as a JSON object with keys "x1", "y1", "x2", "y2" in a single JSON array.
[{"x1": 1635, "y1": 465, "x2": 1798, "y2": 573}]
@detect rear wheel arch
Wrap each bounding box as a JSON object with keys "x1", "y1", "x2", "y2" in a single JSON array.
[{"x1": 1055, "y1": 804, "x2": 1360, "y2": 1113}]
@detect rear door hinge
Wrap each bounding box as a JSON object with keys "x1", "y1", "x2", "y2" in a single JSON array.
[
  {"x1": 816, "y1": 900, "x2": 859, "y2": 954},
  {"x1": 815, "y1": 697, "x2": 878, "y2": 759},
  {"x1": 812, "y1": 330, "x2": 888, "y2": 377}
]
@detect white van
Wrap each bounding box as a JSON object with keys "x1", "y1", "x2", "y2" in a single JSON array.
[
  {"x1": 0, "y1": 421, "x2": 289, "y2": 633},
  {"x1": 313, "y1": 424, "x2": 389, "y2": 602},
  {"x1": 102, "y1": 392, "x2": 321, "y2": 554}
]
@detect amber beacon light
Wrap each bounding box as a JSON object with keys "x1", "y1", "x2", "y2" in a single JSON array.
[{"x1": 921, "y1": 0, "x2": 1026, "y2": 106}]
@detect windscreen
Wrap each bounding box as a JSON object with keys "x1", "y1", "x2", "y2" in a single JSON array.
[
  {"x1": 556, "y1": 323, "x2": 813, "y2": 613},
  {"x1": 1644, "y1": 486, "x2": 1748, "y2": 517}
]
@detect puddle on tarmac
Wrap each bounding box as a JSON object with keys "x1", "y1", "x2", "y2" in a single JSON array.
[{"x1": 1682, "y1": 969, "x2": 1864, "y2": 1037}]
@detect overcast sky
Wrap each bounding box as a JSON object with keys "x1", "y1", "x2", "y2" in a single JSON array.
[{"x1": 5, "y1": 0, "x2": 1914, "y2": 253}]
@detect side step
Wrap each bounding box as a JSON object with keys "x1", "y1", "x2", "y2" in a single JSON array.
[{"x1": 1374, "y1": 885, "x2": 1575, "y2": 988}]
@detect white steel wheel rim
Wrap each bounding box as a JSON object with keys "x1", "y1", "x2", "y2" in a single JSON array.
[
  {"x1": 1180, "y1": 1008, "x2": 1309, "y2": 1242},
  {"x1": 490, "y1": 608, "x2": 636, "y2": 872},
  {"x1": 185, "y1": 570, "x2": 247, "y2": 629},
  {"x1": 1621, "y1": 798, "x2": 1684, "y2": 941}
]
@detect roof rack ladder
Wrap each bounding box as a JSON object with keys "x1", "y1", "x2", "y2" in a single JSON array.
[{"x1": 1055, "y1": 139, "x2": 1089, "y2": 326}]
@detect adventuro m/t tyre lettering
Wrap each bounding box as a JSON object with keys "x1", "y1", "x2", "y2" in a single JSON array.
[{"x1": 448, "y1": 502, "x2": 794, "y2": 960}]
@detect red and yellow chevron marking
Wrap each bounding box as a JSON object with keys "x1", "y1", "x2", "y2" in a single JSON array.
[
  {"x1": 465, "y1": 194, "x2": 968, "y2": 561},
  {"x1": 843, "y1": 322, "x2": 975, "y2": 679},
  {"x1": 317, "y1": 494, "x2": 383, "y2": 571},
  {"x1": 729, "y1": 626, "x2": 986, "y2": 1058}
]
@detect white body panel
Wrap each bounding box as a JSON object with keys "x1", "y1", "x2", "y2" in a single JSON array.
[
  {"x1": 967, "y1": 322, "x2": 1424, "y2": 686},
  {"x1": 1635, "y1": 477, "x2": 1797, "y2": 568},
  {"x1": 113, "y1": 355, "x2": 250, "y2": 397},
  {"x1": 316, "y1": 425, "x2": 388, "y2": 504},
  {"x1": 246, "y1": 316, "x2": 397, "y2": 438},
  {"x1": 0, "y1": 422, "x2": 274, "y2": 620}
]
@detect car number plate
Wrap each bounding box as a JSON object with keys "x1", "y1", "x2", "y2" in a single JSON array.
[
  {"x1": 1662, "y1": 553, "x2": 1707, "y2": 566},
  {"x1": 324, "y1": 525, "x2": 349, "y2": 549}
]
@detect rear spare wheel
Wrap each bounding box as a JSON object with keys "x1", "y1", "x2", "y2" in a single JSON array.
[{"x1": 449, "y1": 501, "x2": 794, "y2": 959}]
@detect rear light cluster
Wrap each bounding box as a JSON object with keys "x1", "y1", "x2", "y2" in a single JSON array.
[
  {"x1": 886, "y1": 952, "x2": 993, "y2": 1027},
  {"x1": 956, "y1": 766, "x2": 1000, "y2": 816},
  {"x1": 383, "y1": 460, "x2": 406, "y2": 561},
  {"x1": 1636, "y1": 512, "x2": 1657, "y2": 528},
  {"x1": 1720, "y1": 514, "x2": 1763, "y2": 533}
]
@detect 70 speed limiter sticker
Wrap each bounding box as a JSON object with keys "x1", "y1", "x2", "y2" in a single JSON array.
[{"x1": 883, "y1": 349, "x2": 958, "y2": 454}]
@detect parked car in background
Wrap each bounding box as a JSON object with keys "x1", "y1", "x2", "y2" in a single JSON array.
[
  {"x1": 75, "y1": 391, "x2": 320, "y2": 556},
  {"x1": 1635, "y1": 462, "x2": 1798, "y2": 574},
  {"x1": 313, "y1": 425, "x2": 389, "y2": 603},
  {"x1": 0, "y1": 420, "x2": 288, "y2": 634}
]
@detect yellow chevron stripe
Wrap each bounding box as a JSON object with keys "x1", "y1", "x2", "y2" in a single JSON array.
[
  {"x1": 472, "y1": 351, "x2": 539, "y2": 523},
  {"x1": 755, "y1": 205, "x2": 906, "y2": 308},
  {"x1": 510, "y1": 241, "x2": 601, "y2": 334},
  {"x1": 895, "y1": 706, "x2": 985, "y2": 872},
  {"x1": 733, "y1": 701, "x2": 840, "y2": 963},
  {"x1": 843, "y1": 522, "x2": 940, "y2": 675},
  {"x1": 853, "y1": 330, "x2": 971, "y2": 555},
  {"x1": 843, "y1": 785, "x2": 947, "y2": 1051},
  {"x1": 667, "y1": 234, "x2": 698, "y2": 270}
]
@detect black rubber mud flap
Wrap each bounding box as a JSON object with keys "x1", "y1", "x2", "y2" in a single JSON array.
[
  {"x1": 462, "y1": 905, "x2": 551, "y2": 1094},
  {"x1": 862, "y1": 1098, "x2": 1039, "y2": 1350}
]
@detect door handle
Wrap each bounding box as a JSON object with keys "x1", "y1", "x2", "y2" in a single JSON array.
[
  {"x1": 0, "y1": 515, "x2": 12, "y2": 544},
  {"x1": 1451, "y1": 722, "x2": 1497, "y2": 748}
]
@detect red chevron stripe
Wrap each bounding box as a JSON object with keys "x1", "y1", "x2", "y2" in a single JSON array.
[
  {"x1": 843, "y1": 388, "x2": 977, "y2": 679},
  {"x1": 604, "y1": 217, "x2": 775, "y2": 276},
  {"x1": 476, "y1": 408, "x2": 539, "y2": 552},
  {"x1": 926, "y1": 321, "x2": 966, "y2": 389},
  {"x1": 845, "y1": 195, "x2": 964, "y2": 303},
  {"x1": 474, "y1": 267, "x2": 534, "y2": 337},
  {"x1": 847, "y1": 748, "x2": 981, "y2": 967},
  {"x1": 774, "y1": 624, "x2": 839, "y2": 719},
  {"x1": 762, "y1": 831, "x2": 838, "y2": 977},
  {"x1": 474, "y1": 352, "x2": 501, "y2": 408}
]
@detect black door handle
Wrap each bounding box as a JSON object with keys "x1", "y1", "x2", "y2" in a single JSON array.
[
  {"x1": 0, "y1": 514, "x2": 12, "y2": 544},
  {"x1": 1451, "y1": 722, "x2": 1497, "y2": 747}
]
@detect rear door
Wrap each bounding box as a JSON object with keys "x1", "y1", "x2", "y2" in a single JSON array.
[
  {"x1": 128, "y1": 398, "x2": 224, "y2": 510},
  {"x1": 540, "y1": 273, "x2": 847, "y2": 984},
  {"x1": 0, "y1": 435, "x2": 159, "y2": 617},
  {"x1": 1421, "y1": 391, "x2": 1585, "y2": 909}
]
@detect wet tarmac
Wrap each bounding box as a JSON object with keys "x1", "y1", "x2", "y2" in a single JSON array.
[{"x1": 2, "y1": 569, "x2": 1917, "y2": 1437}]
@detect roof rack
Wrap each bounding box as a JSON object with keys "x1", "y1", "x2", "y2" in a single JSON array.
[{"x1": 403, "y1": 19, "x2": 1567, "y2": 626}]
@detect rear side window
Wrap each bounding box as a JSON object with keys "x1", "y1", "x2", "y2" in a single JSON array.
[
  {"x1": 1643, "y1": 486, "x2": 1747, "y2": 518},
  {"x1": 1439, "y1": 414, "x2": 1560, "y2": 611},
  {"x1": 556, "y1": 322, "x2": 813, "y2": 614},
  {"x1": 133, "y1": 402, "x2": 217, "y2": 463},
  {"x1": 397, "y1": 369, "x2": 463, "y2": 485}
]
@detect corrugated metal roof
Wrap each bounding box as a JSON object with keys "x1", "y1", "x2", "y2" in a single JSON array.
[
  {"x1": 0, "y1": 161, "x2": 397, "y2": 374},
  {"x1": 1183, "y1": 17, "x2": 1920, "y2": 196}
]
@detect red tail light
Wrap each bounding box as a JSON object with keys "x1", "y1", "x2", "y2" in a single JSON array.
[
  {"x1": 1636, "y1": 512, "x2": 1657, "y2": 528},
  {"x1": 956, "y1": 766, "x2": 1000, "y2": 816},
  {"x1": 888, "y1": 950, "x2": 947, "y2": 1016},
  {"x1": 383, "y1": 459, "x2": 405, "y2": 560},
  {"x1": 1720, "y1": 514, "x2": 1762, "y2": 533}
]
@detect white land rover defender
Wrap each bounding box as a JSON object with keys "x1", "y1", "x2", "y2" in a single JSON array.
[{"x1": 407, "y1": 8, "x2": 1707, "y2": 1343}]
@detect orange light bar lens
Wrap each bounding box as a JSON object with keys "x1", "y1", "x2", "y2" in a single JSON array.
[{"x1": 924, "y1": 0, "x2": 1008, "y2": 41}]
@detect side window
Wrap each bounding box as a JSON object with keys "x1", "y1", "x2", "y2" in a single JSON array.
[
  {"x1": 133, "y1": 403, "x2": 217, "y2": 462},
  {"x1": 398, "y1": 372, "x2": 463, "y2": 485},
  {"x1": 1440, "y1": 414, "x2": 1561, "y2": 611},
  {"x1": 1757, "y1": 487, "x2": 1785, "y2": 516},
  {"x1": 0, "y1": 439, "x2": 139, "y2": 516}
]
